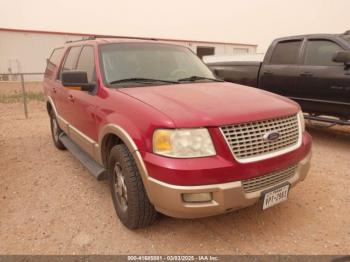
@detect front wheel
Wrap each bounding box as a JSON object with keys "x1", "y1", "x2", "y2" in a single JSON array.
[{"x1": 108, "y1": 144, "x2": 157, "y2": 229}]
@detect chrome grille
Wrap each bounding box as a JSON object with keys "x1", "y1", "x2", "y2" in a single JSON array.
[
  {"x1": 242, "y1": 165, "x2": 297, "y2": 193},
  {"x1": 220, "y1": 114, "x2": 300, "y2": 161}
]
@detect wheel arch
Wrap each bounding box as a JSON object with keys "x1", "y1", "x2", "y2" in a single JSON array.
[
  {"x1": 98, "y1": 124, "x2": 151, "y2": 195},
  {"x1": 46, "y1": 96, "x2": 57, "y2": 116}
]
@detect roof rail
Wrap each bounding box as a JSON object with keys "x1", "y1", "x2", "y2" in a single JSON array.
[
  {"x1": 65, "y1": 35, "x2": 158, "y2": 44},
  {"x1": 92, "y1": 35, "x2": 158, "y2": 41},
  {"x1": 65, "y1": 36, "x2": 94, "y2": 43}
]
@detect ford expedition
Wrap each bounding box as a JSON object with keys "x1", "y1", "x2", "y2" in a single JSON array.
[{"x1": 43, "y1": 37, "x2": 312, "y2": 229}]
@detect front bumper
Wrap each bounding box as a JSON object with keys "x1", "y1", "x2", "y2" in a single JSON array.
[{"x1": 146, "y1": 152, "x2": 311, "y2": 218}]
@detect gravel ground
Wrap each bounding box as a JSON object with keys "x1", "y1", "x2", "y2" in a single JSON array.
[{"x1": 0, "y1": 102, "x2": 349, "y2": 255}]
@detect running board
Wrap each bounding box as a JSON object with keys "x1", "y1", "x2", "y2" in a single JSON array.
[
  {"x1": 59, "y1": 134, "x2": 106, "y2": 180},
  {"x1": 304, "y1": 115, "x2": 350, "y2": 126}
]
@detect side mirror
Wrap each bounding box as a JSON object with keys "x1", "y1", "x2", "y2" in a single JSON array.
[
  {"x1": 61, "y1": 70, "x2": 95, "y2": 92},
  {"x1": 333, "y1": 51, "x2": 350, "y2": 65}
]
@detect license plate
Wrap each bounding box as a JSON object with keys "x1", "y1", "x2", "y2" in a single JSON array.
[{"x1": 262, "y1": 183, "x2": 290, "y2": 210}]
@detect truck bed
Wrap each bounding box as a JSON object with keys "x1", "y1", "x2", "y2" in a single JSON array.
[{"x1": 207, "y1": 61, "x2": 262, "y2": 88}]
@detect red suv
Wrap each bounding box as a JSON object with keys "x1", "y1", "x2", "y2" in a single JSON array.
[{"x1": 43, "y1": 38, "x2": 312, "y2": 229}]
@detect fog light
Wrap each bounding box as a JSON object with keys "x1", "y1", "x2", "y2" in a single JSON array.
[{"x1": 182, "y1": 192, "x2": 212, "y2": 203}]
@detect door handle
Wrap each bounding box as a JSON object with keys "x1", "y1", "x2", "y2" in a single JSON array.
[
  {"x1": 67, "y1": 94, "x2": 74, "y2": 103},
  {"x1": 263, "y1": 71, "x2": 273, "y2": 76},
  {"x1": 300, "y1": 72, "x2": 313, "y2": 77}
]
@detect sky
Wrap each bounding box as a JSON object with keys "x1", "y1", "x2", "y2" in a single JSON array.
[{"x1": 0, "y1": 0, "x2": 349, "y2": 52}]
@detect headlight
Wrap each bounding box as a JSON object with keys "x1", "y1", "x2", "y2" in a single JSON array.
[
  {"x1": 298, "y1": 110, "x2": 305, "y2": 132},
  {"x1": 153, "y1": 128, "x2": 216, "y2": 158}
]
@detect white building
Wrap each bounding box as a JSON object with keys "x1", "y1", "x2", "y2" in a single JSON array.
[{"x1": 0, "y1": 28, "x2": 257, "y2": 80}]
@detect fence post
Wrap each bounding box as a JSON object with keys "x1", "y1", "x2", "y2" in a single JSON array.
[{"x1": 20, "y1": 73, "x2": 28, "y2": 119}]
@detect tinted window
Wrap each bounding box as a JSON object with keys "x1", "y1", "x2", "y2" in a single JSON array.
[
  {"x1": 304, "y1": 40, "x2": 343, "y2": 66},
  {"x1": 62, "y1": 46, "x2": 81, "y2": 71},
  {"x1": 45, "y1": 47, "x2": 63, "y2": 79},
  {"x1": 270, "y1": 40, "x2": 302, "y2": 65},
  {"x1": 49, "y1": 48, "x2": 63, "y2": 67},
  {"x1": 77, "y1": 46, "x2": 95, "y2": 82}
]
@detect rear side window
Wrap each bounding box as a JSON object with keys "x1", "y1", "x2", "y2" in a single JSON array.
[
  {"x1": 45, "y1": 47, "x2": 63, "y2": 79},
  {"x1": 270, "y1": 40, "x2": 302, "y2": 65},
  {"x1": 304, "y1": 40, "x2": 343, "y2": 66},
  {"x1": 76, "y1": 46, "x2": 95, "y2": 82}
]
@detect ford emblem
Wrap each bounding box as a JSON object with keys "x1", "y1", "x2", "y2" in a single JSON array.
[{"x1": 264, "y1": 131, "x2": 280, "y2": 142}]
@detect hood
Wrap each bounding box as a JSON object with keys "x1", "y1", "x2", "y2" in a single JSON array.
[{"x1": 118, "y1": 82, "x2": 299, "y2": 127}]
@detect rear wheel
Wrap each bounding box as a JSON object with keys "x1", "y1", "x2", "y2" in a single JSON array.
[
  {"x1": 50, "y1": 112, "x2": 66, "y2": 150},
  {"x1": 108, "y1": 144, "x2": 157, "y2": 229}
]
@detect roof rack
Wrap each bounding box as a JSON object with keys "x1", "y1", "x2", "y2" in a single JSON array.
[
  {"x1": 65, "y1": 35, "x2": 158, "y2": 44},
  {"x1": 65, "y1": 36, "x2": 94, "y2": 43}
]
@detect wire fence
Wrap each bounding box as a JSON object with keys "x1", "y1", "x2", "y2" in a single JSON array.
[{"x1": 0, "y1": 72, "x2": 44, "y2": 119}]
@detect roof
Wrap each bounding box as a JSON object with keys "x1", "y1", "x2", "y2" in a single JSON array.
[
  {"x1": 0, "y1": 27, "x2": 257, "y2": 47},
  {"x1": 273, "y1": 31, "x2": 350, "y2": 42}
]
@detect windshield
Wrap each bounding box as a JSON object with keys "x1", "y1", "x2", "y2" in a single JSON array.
[{"x1": 99, "y1": 43, "x2": 215, "y2": 86}]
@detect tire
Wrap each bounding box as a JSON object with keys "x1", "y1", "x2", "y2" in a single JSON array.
[
  {"x1": 108, "y1": 144, "x2": 157, "y2": 229},
  {"x1": 49, "y1": 112, "x2": 66, "y2": 150}
]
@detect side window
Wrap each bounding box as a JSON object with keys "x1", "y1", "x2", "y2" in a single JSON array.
[
  {"x1": 304, "y1": 40, "x2": 343, "y2": 66},
  {"x1": 76, "y1": 46, "x2": 96, "y2": 82},
  {"x1": 270, "y1": 40, "x2": 302, "y2": 65},
  {"x1": 60, "y1": 46, "x2": 82, "y2": 79},
  {"x1": 45, "y1": 47, "x2": 63, "y2": 79}
]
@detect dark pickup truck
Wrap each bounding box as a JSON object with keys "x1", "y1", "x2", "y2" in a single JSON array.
[{"x1": 207, "y1": 31, "x2": 350, "y2": 124}]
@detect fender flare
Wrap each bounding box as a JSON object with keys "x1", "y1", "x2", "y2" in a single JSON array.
[
  {"x1": 46, "y1": 96, "x2": 58, "y2": 116},
  {"x1": 98, "y1": 124, "x2": 151, "y2": 194}
]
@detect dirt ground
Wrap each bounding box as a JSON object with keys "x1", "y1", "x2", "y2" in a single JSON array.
[
  {"x1": 0, "y1": 101, "x2": 349, "y2": 255},
  {"x1": 0, "y1": 81, "x2": 43, "y2": 95}
]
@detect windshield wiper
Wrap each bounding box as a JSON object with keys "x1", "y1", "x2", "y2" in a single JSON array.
[
  {"x1": 177, "y1": 76, "x2": 224, "y2": 82},
  {"x1": 109, "y1": 78, "x2": 178, "y2": 85}
]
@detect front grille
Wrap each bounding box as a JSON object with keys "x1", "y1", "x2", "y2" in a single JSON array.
[
  {"x1": 242, "y1": 165, "x2": 297, "y2": 193},
  {"x1": 220, "y1": 114, "x2": 300, "y2": 161}
]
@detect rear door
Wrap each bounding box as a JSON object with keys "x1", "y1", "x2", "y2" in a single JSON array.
[
  {"x1": 259, "y1": 39, "x2": 303, "y2": 97},
  {"x1": 296, "y1": 38, "x2": 350, "y2": 105},
  {"x1": 43, "y1": 47, "x2": 64, "y2": 109}
]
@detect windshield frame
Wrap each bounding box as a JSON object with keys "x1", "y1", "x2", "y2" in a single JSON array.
[{"x1": 98, "y1": 42, "x2": 216, "y2": 88}]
